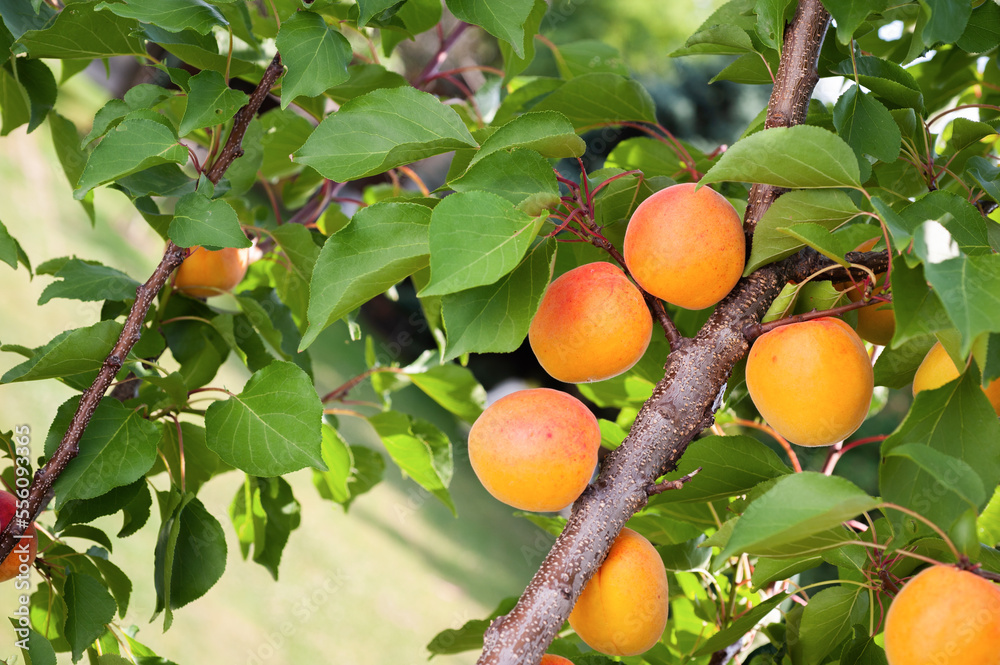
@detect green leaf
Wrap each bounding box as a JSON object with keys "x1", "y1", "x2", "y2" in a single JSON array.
[
  {"x1": 832, "y1": 56, "x2": 923, "y2": 110},
  {"x1": 922, "y1": 0, "x2": 972, "y2": 46},
  {"x1": 873, "y1": 335, "x2": 936, "y2": 389},
  {"x1": 754, "y1": 0, "x2": 793, "y2": 52},
  {"x1": 75, "y1": 118, "x2": 188, "y2": 199},
  {"x1": 902, "y1": 191, "x2": 993, "y2": 258},
  {"x1": 301, "y1": 202, "x2": 431, "y2": 349},
  {"x1": 271, "y1": 224, "x2": 321, "y2": 283},
  {"x1": 470, "y1": 111, "x2": 584, "y2": 166},
  {"x1": 325, "y1": 64, "x2": 409, "y2": 104},
  {"x1": 444, "y1": 0, "x2": 534, "y2": 55},
  {"x1": 177, "y1": 70, "x2": 248, "y2": 136},
  {"x1": 2, "y1": 319, "x2": 122, "y2": 389},
  {"x1": 672, "y1": 23, "x2": 755, "y2": 56},
  {"x1": 498, "y1": 0, "x2": 544, "y2": 80},
  {"x1": 693, "y1": 593, "x2": 788, "y2": 656},
  {"x1": 701, "y1": 125, "x2": 861, "y2": 189},
  {"x1": 426, "y1": 599, "x2": 519, "y2": 657},
  {"x1": 14, "y1": 624, "x2": 56, "y2": 665},
  {"x1": 450, "y1": 149, "x2": 559, "y2": 209},
  {"x1": 168, "y1": 188, "x2": 251, "y2": 250},
  {"x1": 275, "y1": 10, "x2": 351, "y2": 108},
  {"x1": 159, "y1": 421, "x2": 226, "y2": 496},
  {"x1": 958, "y1": 1, "x2": 1000, "y2": 53},
  {"x1": 37, "y1": 258, "x2": 139, "y2": 305},
  {"x1": 533, "y1": 73, "x2": 657, "y2": 129},
  {"x1": 313, "y1": 425, "x2": 351, "y2": 505},
  {"x1": 823, "y1": 0, "x2": 887, "y2": 44},
  {"x1": 43, "y1": 396, "x2": 160, "y2": 507},
  {"x1": 205, "y1": 361, "x2": 324, "y2": 476},
  {"x1": 751, "y1": 554, "x2": 823, "y2": 588},
  {"x1": 880, "y1": 366, "x2": 1000, "y2": 532},
  {"x1": 890, "y1": 258, "x2": 952, "y2": 348},
  {"x1": 7, "y1": 58, "x2": 55, "y2": 133},
  {"x1": 840, "y1": 630, "x2": 889, "y2": 665},
  {"x1": 881, "y1": 443, "x2": 986, "y2": 533},
  {"x1": 18, "y1": 1, "x2": 146, "y2": 59},
  {"x1": 648, "y1": 435, "x2": 790, "y2": 504},
  {"x1": 833, "y1": 86, "x2": 901, "y2": 164},
  {"x1": 49, "y1": 112, "x2": 94, "y2": 222},
  {"x1": 777, "y1": 222, "x2": 880, "y2": 269},
  {"x1": 745, "y1": 190, "x2": 860, "y2": 274},
  {"x1": 0, "y1": 64, "x2": 29, "y2": 136},
  {"x1": 798, "y1": 585, "x2": 870, "y2": 664},
  {"x1": 356, "y1": 0, "x2": 400, "y2": 25},
  {"x1": 229, "y1": 476, "x2": 300, "y2": 580},
  {"x1": 718, "y1": 473, "x2": 879, "y2": 560},
  {"x1": 924, "y1": 255, "x2": 1000, "y2": 356},
  {"x1": 63, "y1": 572, "x2": 117, "y2": 662},
  {"x1": 0, "y1": 218, "x2": 30, "y2": 272},
  {"x1": 58, "y1": 524, "x2": 114, "y2": 552},
  {"x1": 369, "y1": 411, "x2": 455, "y2": 515},
  {"x1": 420, "y1": 191, "x2": 540, "y2": 296},
  {"x1": 441, "y1": 238, "x2": 555, "y2": 361},
  {"x1": 154, "y1": 494, "x2": 227, "y2": 627},
  {"x1": 294, "y1": 86, "x2": 476, "y2": 182},
  {"x1": 406, "y1": 361, "x2": 487, "y2": 423},
  {"x1": 95, "y1": 0, "x2": 226, "y2": 34}
]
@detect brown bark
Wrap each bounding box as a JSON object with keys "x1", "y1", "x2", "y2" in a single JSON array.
[{"x1": 477, "y1": 1, "x2": 833, "y2": 663}]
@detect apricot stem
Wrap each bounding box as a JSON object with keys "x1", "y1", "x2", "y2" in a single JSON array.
[
  {"x1": 646, "y1": 467, "x2": 702, "y2": 496},
  {"x1": 321, "y1": 367, "x2": 406, "y2": 403},
  {"x1": 821, "y1": 435, "x2": 888, "y2": 475}
]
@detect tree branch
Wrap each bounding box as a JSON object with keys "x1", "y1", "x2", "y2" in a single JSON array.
[
  {"x1": 0, "y1": 54, "x2": 286, "y2": 565},
  {"x1": 477, "y1": 2, "x2": 831, "y2": 663}
]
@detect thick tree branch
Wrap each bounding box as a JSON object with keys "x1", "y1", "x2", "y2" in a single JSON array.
[
  {"x1": 0, "y1": 55, "x2": 286, "y2": 564},
  {"x1": 477, "y1": 2, "x2": 832, "y2": 663}
]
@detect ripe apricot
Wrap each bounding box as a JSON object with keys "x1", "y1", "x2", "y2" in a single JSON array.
[
  {"x1": 569, "y1": 527, "x2": 669, "y2": 656},
  {"x1": 0, "y1": 491, "x2": 37, "y2": 583},
  {"x1": 913, "y1": 342, "x2": 1000, "y2": 416},
  {"x1": 884, "y1": 565, "x2": 1000, "y2": 665},
  {"x1": 467, "y1": 388, "x2": 600, "y2": 512},
  {"x1": 529, "y1": 262, "x2": 652, "y2": 383},
  {"x1": 174, "y1": 245, "x2": 250, "y2": 298},
  {"x1": 540, "y1": 656, "x2": 574, "y2": 665},
  {"x1": 745, "y1": 317, "x2": 874, "y2": 446},
  {"x1": 839, "y1": 276, "x2": 894, "y2": 346},
  {"x1": 623, "y1": 182, "x2": 745, "y2": 310}
]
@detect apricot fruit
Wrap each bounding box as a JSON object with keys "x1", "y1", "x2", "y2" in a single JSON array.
[
  {"x1": 912, "y1": 342, "x2": 1000, "y2": 416},
  {"x1": 884, "y1": 565, "x2": 1000, "y2": 665},
  {"x1": 0, "y1": 491, "x2": 37, "y2": 583},
  {"x1": 467, "y1": 388, "x2": 600, "y2": 512},
  {"x1": 623, "y1": 182, "x2": 745, "y2": 310},
  {"x1": 529, "y1": 262, "x2": 652, "y2": 383},
  {"x1": 174, "y1": 245, "x2": 250, "y2": 298},
  {"x1": 569, "y1": 527, "x2": 669, "y2": 656},
  {"x1": 540, "y1": 656, "x2": 574, "y2": 665},
  {"x1": 745, "y1": 317, "x2": 874, "y2": 446},
  {"x1": 839, "y1": 276, "x2": 894, "y2": 346}
]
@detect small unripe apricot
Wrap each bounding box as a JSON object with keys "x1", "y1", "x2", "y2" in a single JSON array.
[
  {"x1": 884, "y1": 565, "x2": 1000, "y2": 665},
  {"x1": 174, "y1": 246, "x2": 250, "y2": 298},
  {"x1": 0, "y1": 491, "x2": 37, "y2": 583},
  {"x1": 540, "y1": 655, "x2": 574, "y2": 665},
  {"x1": 569, "y1": 528, "x2": 669, "y2": 656},
  {"x1": 913, "y1": 342, "x2": 1000, "y2": 416},
  {"x1": 468, "y1": 389, "x2": 600, "y2": 512},
  {"x1": 529, "y1": 262, "x2": 652, "y2": 383},
  {"x1": 746, "y1": 317, "x2": 873, "y2": 446},
  {"x1": 623, "y1": 183, "x2": 745, "y2": 310}
]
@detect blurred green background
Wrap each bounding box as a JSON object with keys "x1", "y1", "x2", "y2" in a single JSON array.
[{"x1": 0, "y1": 1, "x2": 849, "y2": 663}]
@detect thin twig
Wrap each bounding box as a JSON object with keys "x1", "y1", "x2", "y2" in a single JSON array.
[
  {"x1": 647, "y1": 467, "x2": 702, "y2": 495},
  {"x1": 742, "y1": 297, "x2": 876, "y2": 341}
]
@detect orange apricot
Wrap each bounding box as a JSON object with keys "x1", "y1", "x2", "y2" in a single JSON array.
[
  {"x1": 467, "y1": 388, "x2": 600, "y2": 512},
  {"x1": 174, "y1": 245, "x2": 250, "y2": 298},
  {"x1": 0, "y1": 491, "x2": 37, "y2": 583},
  {"x1": 539, "y1": 656, "x2": 575, "y2": 665},
  {"x1": 569, "y1": 528, "x2": 669, "y2": 656},
  {"x1": 745, "y1": 317, "x2": 874, "y2": 446},
  {"x1": 913, "y1": 342, "x2": 1000, "y2": 416},
  {"x1": 884, "y1": 565, "x2": 1000, "y2": 665},
  {"x1": 623, "y1": 182, "x2": 745, "y2": 310},
  {"x1": 839, "y1": 275, "x2": 894, "y2": 346},
  {"x1": 529, "y1": 262, "x2": 652, "y2": 383}
]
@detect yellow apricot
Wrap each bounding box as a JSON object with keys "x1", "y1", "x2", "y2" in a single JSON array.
[
  {"x1": 913, "y1": 342, "x2": 1000, "y2": 416},
  {"x1": 839, "y1": 275, "x2": 894, "y2": 346},
  {"x1": 745, "y1": 317, "x2": 874, "y2": 446},
  {"x1": 569, "y1": 528, "x2": 669, "y2": 657},
  {"x1": 623, "y1": 182, "x2": 745, "y2": 310},
  {"x1": 174, "y1": 245, "x2": 250, "y2": 298},
  {"x1": 529, "y1": 262, "x2": 652, "y2": 383},
  {"x1": 539, "y1": 656, "x2": 574, "y2": 665},
  {"x1": 884, "y1": 565, "x2": 1000, "y2": 665},
  {"x1": 467, "y1": 388, "x2": 600, "y2": 512}
]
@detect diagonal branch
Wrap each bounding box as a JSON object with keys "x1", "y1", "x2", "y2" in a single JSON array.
[
  {"x1": 0, "y1": 54, "x2": 286, "y2": 564},
  {"x1": 477, "y1": 2, "x2": 831, "y2": 663}
]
